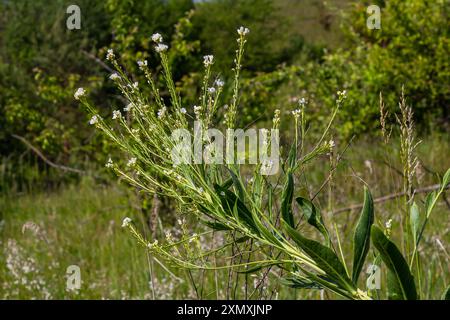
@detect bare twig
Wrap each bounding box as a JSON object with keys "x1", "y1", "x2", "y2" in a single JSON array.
[
  {"x1": 82, "y1": 50, "x2": 114, "y2": 73},
  {"x1": 330, "y1": 184, "x2": 449, "y2": 215},
  {"x1": 11, "y1": 134, "x2": 86, "y2": 175}
]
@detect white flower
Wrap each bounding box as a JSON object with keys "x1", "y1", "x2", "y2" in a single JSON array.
[
  {"x1": 337, "y1": 90, "x2": 347, "y2": 99},
  {"x1": 193, "y1": 105, "x2": 202, "y2": 115},
  {"x1": 74, "y1": 88, "x2": 86, "y2": 100},
  {"x1": 127, "y1": 157, "x2": 137, "y2": 167},
  {"x1": 151, "y1": 33, "x2": 163, "y2": 43},
  {"x1": 203, "y1": 55, "x2": 214, "y2": 67},
  {"x1": 123, "y1": 103, "x2": 133, "y2": 112},
  {"x1": 180, "y1": 108, "x2": 187, "y2": 114},
  {"x1": 155, "y1": 43, "x2": 168, "y2": 53},
  {"x1": 215, "y1": 79, "x2": 224, "y2": 87},
  {"x1": 112, "y1": 110, "x2": 121, "y2": 120},
  {"x1": 237, "y1": 26, "x2": 250, "y2": 36},
  {"x1": 106, "y1": 48, "x2": 115, "y2": 61},
  {"x1": 385, "y1": 219, "x2": 393, "y2": 229},
  {"x1": 208, "y1": 87, "x2": 216, "y2": 94},
  {"x1": 157, "y1": 106, "x2": 167, "y2": 119},
  {"x1": 298, "y1": 97, "x2": 307, "y2": 107},
  {"x1": 189, "y1": 233, "x2": 198, "y2": 243},
  {"x1": 329, "y1": 140, "x2": 335, "y2": 148},
  {"x1": 109, "y1": 73, "x2": 120, "y2": 81},
  {"x1": 89, "y1": 115, "x2": 99, "y2": 125},
  {"x1": 105, "y1": 158, "x2": 113, "y2": 168},
  {"x1": 121, "y1": 217, "x2": 132, "y2": 228},
  {"x1": 291, "y1": 109, "x2": 301, "y2": 118},
  {"x1": 137, "y1": 60, "x2": 148, "y2": 69},
  {"x1": 133, "y1": 82, "x2": 139, "y2": 89}
]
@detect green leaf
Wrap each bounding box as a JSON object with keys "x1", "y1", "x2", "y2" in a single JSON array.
[
  {"x1": 280, "y1": 277, "x2": 322, "y2": 289},
  {"x1": 442, "y1": 168, "x2": 450, "y2": 189},
  {"x1": 283, "y1": 221, "x2": 354, "y2": 292},
  {"x1": 425, "y1": 191, "x2": 437, "y2": 216},
  {"x1": 287, "y1": 141, "x2": 297, "y2": 168},
  {"x1": 226, "y1": 167, "x2": 245, "y2": 201},
  {"x1": 352, "y1": 187, "x2": 374, "y2": 284},
  {"x1": 200, "y1": 219, "x2": 232, "y2": 231},
  {"x1": 371, "y1": 225, "x2": 417, "y2": 300},
  {"x1": 295, "y1": 197, "x2": 329, "y2": 242},
  {"x1": 442, "y1": 285, "x2": 450, "y2": 300},
  {"x1": 410, "y1": 202, "x2": 420, "y2": 243},
  {"x1": 214, "y1": 184, "x2": 258, "y2": 235},
  {"x1": 280, "y1": 171, "x2": 295, "y2": 227},
  {"x1": 237, "y1": 262, "x2": 280, "y2": 274},
  {"x1": 220, "y1": 178, "x2": 233, "y2": 190},
  {"x1": 387, "y1": 270, "x2": 404, "y2": 300}
]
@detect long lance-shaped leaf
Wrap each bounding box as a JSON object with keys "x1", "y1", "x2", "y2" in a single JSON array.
[
  {"x1": 442, "y1": 286, "x2": 450, "y2": 300},
  {"x1": 351, "y1": 187, "x2": 374, "y2": 284},
  {"x1": 283, "y1": 221, "x2": 355, "y2": 292},
  {"x1": 371, "y1": 225, "x2": 417, "y2": 300},
  {"x1": 295, "y1": 197, "x2": 329, "y2": 243},
  {"x1": 281, "y1": 171, "x2": 295, "y2": 227},
  {"x1": 214, "y1": 184, "x2": 259, "y2": 235}
]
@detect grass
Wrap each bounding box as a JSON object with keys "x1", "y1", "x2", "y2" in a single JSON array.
[{"x1": 1, "y1": 135, "x2": 448, "y2": 299}]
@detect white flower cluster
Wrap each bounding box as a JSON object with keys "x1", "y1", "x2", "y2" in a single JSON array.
[
  {"x1": 105, "y1": 158, "x2": 113, "y2": 168},
  {"x1": 109, "y1": 73, "x2": 120, "y2": 81},
  {"x1": 337, "y1": 90, "x2": 347, "y2": 100},
  {"x1": 298, "y1": 97, "x2": 307, "y2": 108},
  {"x1": 127, "y1": 157, "x2": 137, "y2": 167},
  {"x1": 112, "y1": 110, "x2": 121, "y2": 120},
  {"x1": 121, "y1": 217, "x2": 132, "y2": 228},
  {"x1": 89, "y1": 115, "x2": 99, "y2": 125},
  {"x1": 124, "y1": 103, "x2": 133, "y2": 112},
  {"x1": 215, "y1": 79, "x2": 225, "y2": 88},
  {"x1": 237, "y1": 26, "x2": 250, "y2": 36},
  {"x1": 152, "y1": 33, "x2": 168, "y2": 53},
  {"x1": 155, "y1": 44, "x2": 168, "y2": 53},
  {"x1": 208, "y1": 87, "x2": 216, "y2": 94},
  {"x1": 74, "y1": 87, "x2": 86, "y2": 100},
  {"x1": 157, "y1": 106, "x2": 167, "y2": 119},
  {"x1": 137, "y1": 60, "x2": 148, "y2": 70},
  {"x1": 193, "y1": 105, "x2": 202, "y2": 117},
  {"x1": 151, "y1": 33, "x2": 163, "y2": 43},
  {"x1": 203, "y1": 55, "x2": 214, "y2": 67},
  {"x1": 106, "y1": 48, "x2": 115, "y2": 61},
  {"x1": 291, "y1": 109, "x2": 301, "y2": 119},
  {"x1": 180, "y1": 108, "x2": 187, "y2": 114}
]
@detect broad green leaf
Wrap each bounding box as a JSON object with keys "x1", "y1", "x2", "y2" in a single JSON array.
[
  {"x1": 352, "y1": 187, "x2": 374, "y2": 284},
  {"x1": 387, "y1": 270, "x2": 403, "y2": 300},
  {"x1": 281, "y1": 172, "x2": 295, "y2": 227},
  {"x1": 442, "y1": 285, "x2": 450, "y2": 300},
  {"x1": 371, "y1": 225, "x2": 417, "y2": 300},
  {"x1": 295, "y1": 197, "x2": 329, "y2": 242},
  {"x1": 410, "y1": 202, "x2": 420, "y2": 243},
  {"x1": 220, "y1": 178, "x2": 233, "y2": 190},
  {"x1": 283, "y1": 221, "x2": 354, "y2": 291}
]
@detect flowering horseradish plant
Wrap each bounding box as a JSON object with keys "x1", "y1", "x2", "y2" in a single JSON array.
[{"x1": 76, "y1": 27, "x2": 450, "y2": 300}]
